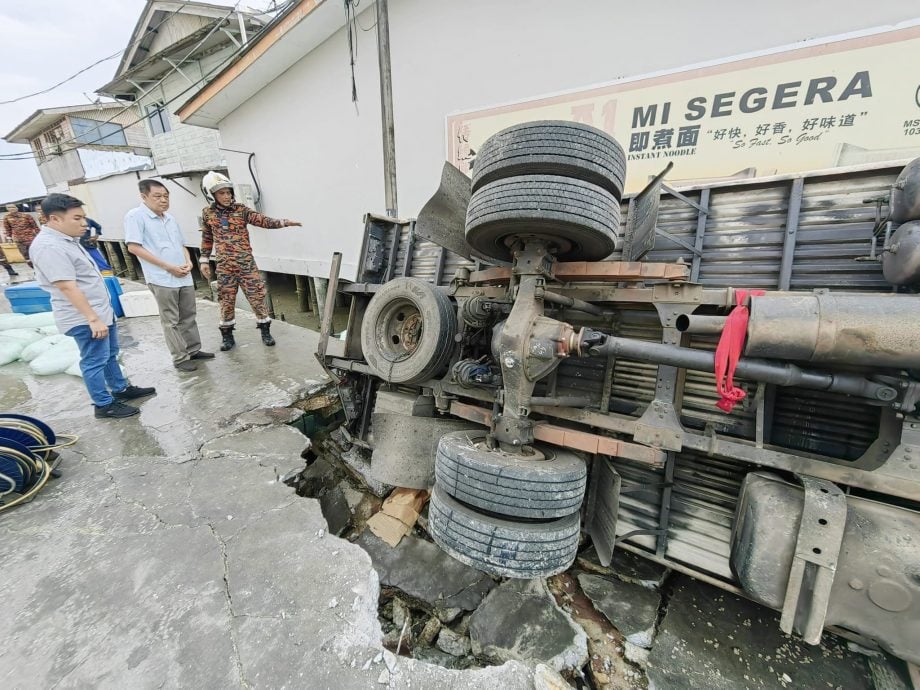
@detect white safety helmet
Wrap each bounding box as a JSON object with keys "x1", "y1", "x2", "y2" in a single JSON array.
[{"x1": 203, "y1": 171, "x2": 234, "y2": 200}]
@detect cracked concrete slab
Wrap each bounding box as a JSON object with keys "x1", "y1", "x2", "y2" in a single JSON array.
[
  {"x1": 577, "y1": 573, "x2": 660, "y2": 648},
  {"x1": 357, "y1": 530, "x2": 496, "y2": 615},
  {"x1": 0, "y1": 297, "x2": 535, "y2": 689},
  {"x1": 647, "y1": 576, "x2": 872, "y2": 690},
  {"x1": 470, "y1": 578, "x2": 588, "y2": 673}
]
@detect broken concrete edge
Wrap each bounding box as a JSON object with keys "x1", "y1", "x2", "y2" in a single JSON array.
[
  {"x1": 309, "y1": 506, "x2": 545, "y2": 688},
  {"x1": 470, "y1": 578, "x2": 589, "y2": 675},
  {"x1": 196, "y1": 415, "x2": 543, "y2": 687}
]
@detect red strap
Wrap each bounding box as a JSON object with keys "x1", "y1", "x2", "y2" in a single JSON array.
[{"x1": 713, "y1": 289, "x2": 764, "y2": 413}]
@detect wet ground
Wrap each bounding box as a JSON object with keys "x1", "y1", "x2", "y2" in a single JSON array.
[
  {"x1": 0, "y1": 275, "x2": 531, "y2": 689},
  {"x1": 0, "y1": 271, "x2": 915, "y2": 689},
  {"x1": 193, "y1": 271, "x2": 351, "y2": 333}
]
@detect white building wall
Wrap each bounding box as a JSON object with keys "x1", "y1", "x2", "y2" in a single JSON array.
[
  {"x1": 139, "y1": 55, "x2": 230, "y2": 175},
  {"x1": 71, "y1": 170, "x2": 210, "y2": 247},
  {"x1": 216, "y1": 0, "x2": 920, "y2": 281},
  {"x1": 78, "y1": 149, "x2": 153, "y2": 179},
  {"x1": 37, "y1": 149, "x2": 84, "y2": 189}
]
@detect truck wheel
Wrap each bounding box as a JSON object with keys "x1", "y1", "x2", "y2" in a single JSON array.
[
  {"x1": 465, "y1": 174, "x2": 620, "y2": 262},
  {"x1": 435, "y1": 430, "x2": 587, "y2": 519},
  {"x1": 428, "y1": 484, "x2": 581, "y2": 579},
  {"x1": 360, "y1": 278, "x2": 457, "y2": 384},
  {"x1": 471, "y1": 120, "x2": 626, "y2": 200}
]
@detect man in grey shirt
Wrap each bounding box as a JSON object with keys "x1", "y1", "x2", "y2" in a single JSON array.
[
  {"x1": 30, "y1": 194, "x2": 155, "y2": 419},
  {"x1": 125, "y1": 179, "x2": 213, "y2": 371}
]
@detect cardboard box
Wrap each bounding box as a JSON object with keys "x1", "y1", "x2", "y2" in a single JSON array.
[{"x1": 366, "y1": 488, "x2": 430, "y2": 547}]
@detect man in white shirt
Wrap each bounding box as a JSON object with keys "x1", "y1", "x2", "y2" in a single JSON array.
[{"x1": 125, "y1": 179, "x2": 213, "y2": 372}]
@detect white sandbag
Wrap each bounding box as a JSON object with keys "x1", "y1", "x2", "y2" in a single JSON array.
[
  {"x1": 0, "y1": 340, "x2": 25, "y2": 365},
  {"x1": 0, "y1": 312, "x2": 55, "y2": 331},
  {"x1": 21, "y1": 312, "x2": 56, "y2": 329},
  {"x1": 0, "y1": 314, "x2": 29, "y2": 331},
  {"x1": 0, "y1": 328, "x2": 44, "y2": 346},
  {"x1": 29, "y1": 339, "x2": 80, "y2": 376},
  {"x1": 19, "y1": 334, "x2": 67, "y2": 363},
  {"x1": 38, "y1": 325, "x2": 59, "y2": 336},
  {"x1": 64, "y1": 361, "x2": 83, "y2": 377}
]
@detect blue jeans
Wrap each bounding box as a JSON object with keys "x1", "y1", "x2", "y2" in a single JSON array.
[{"x1": 66, "y1": 322, "x2": 128, "y2": 407}]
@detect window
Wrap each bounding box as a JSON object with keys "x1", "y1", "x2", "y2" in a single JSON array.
[
  {"x1": 146, "y1": 103, "x2": 172, "y2": 136},
  {"x1": 70, "y1": 116, "x2": 127, "y2": 146},
  {"x1": 31, "y1": 138, "x2": 46, "y2": 163}
]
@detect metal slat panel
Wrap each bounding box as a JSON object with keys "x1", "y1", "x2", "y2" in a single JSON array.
[
  {"x1": 441, "y1": 252, "x2": 476, "y2": 286},
  {"x1": 695, "y1": 186, "x2": 789, "y2": 289},
  {"x1": 391, "y1": 224, "x2": 411, "y2": 277},
  {"x1": 791, "y1": 171, "x2": 893, "y2": 290},
  {"x1": 407, "y1": 239, "x2": 440, "y2": 283},
  {"x1": 612, "y1": 452, "x2": 747, "y2": 580},
  {"x1": 770, "y1": 388, "x2": 881, "y2": 461},
  {"x1": 554, "y1": 358, "x2": 607, "y2": 402}
]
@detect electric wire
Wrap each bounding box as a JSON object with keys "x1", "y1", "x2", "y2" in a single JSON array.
[
  {"x1": 0, "y1": 11, "x2": 252, "y2": 162},
  {"x1": 0, "y1": 1, "x2": 244, "y2": 161},
  {"x1": 0, "y1": 0, "x2": 297, "y2": 162},
  {"x1": 0, "y1": 2, "x2": 193, "y2": 106},
  {"x1": 344, "y1": 0, "x2": 360, "y2": 104}
]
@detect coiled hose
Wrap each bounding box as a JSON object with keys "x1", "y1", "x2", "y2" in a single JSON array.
[{"x1": 0, "y1": 414, "x2": 77, "y2": 514}]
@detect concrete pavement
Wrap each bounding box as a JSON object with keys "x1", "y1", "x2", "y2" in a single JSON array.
[{"x1": 0, "y1": 292, "x2": 532, "y2": 689}]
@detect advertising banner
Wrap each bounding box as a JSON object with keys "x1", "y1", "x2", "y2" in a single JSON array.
[{"x1": 447, "y1": 25, "x2": 920, "y2": 193}]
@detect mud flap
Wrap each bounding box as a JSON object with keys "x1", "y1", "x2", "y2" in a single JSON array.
[
  {"x1": 415, "y1": 162, "x2": 482, "y2": 262},
  {"x1": 584, "y1": 456, "x2": 621, "y2": 567}
]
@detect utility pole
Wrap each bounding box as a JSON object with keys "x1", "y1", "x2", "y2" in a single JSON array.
[{"x1": 375, "y1": 0, "x2": 398, "y2": 217}]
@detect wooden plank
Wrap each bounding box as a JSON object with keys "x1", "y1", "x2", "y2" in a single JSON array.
[
  {"x1": 555, "y1": 261, "x2": 690, "y2": 282},
  {"x1": 448, "y1": 400, "x2": 665, "y2": 467},
  {"x1": 468, "y1": 261, "x2": 690, "y2": 285}
]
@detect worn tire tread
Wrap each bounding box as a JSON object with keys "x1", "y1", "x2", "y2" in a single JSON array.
[
  {"x1": 465, "y1": 175, "x2": 620, "y2": 262},
  {"x1": 428, "y1": 484, "x2": 580, "y2": 578},
  {"x1": 472, "y1": 121, "x2": 626, "y2": 199},
  {"x1": 434, "y1": 431, "x2": 587, "y2": 519}
]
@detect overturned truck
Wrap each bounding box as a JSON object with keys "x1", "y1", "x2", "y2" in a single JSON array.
[{"x1": 317, "y1": 121, "x2": 920, "y2": 664}]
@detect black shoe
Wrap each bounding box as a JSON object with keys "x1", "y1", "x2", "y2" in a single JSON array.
[
  {"x1": 257, "y1": 322, "x2": 276, "y2": 347},
  {"x1": 4, "y1": 266, "x2": 16, "y2": 276},
  {"x1": 94, "y1": 401, "x2": 140, "y2": 419},
  {"x1": 190, "y1": 350, "x2": 215, "y2": 360},
  {"x1": 220, "y1": 326, "x2": 235, "y2": 352},
  {"x1": 114, "y1": 385, "x2": 157, "y2": 401},
  {"x1": 175, "y1": 360, "x2": 198, "y2": 372}
]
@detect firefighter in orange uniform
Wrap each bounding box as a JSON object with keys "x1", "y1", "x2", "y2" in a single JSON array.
[
  {"x1": 199, "y1": 172, "x2": 302, "y2": 351},
  {"x1": 3, "y1": 203, "x2": 40, "y2": 268}
]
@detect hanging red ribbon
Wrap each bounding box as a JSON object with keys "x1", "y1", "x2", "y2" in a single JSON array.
[{"x1": 713, "y1": 289, "x2": 765, "y2": 413}]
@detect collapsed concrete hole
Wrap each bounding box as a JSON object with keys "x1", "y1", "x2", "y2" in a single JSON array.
[{"x1": 281, "y1": 410, "x2": 662, "y2": 686}]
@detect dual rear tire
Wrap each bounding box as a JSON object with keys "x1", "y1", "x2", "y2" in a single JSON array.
[
  {"x1": 465, "y1": 120, "x2": 627, "y2": 262},
  {"x1": 428, "y1": 430, "x2": 587, "y2": 578}
]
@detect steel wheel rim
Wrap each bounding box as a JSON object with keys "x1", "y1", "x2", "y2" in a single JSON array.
[{"x1": 374, "y1": 297, "x2": 424, "y2": 363}]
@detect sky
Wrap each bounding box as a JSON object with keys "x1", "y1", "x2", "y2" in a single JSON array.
[{"x1": 0, "y1": 0, "x2": 271, "y2": 202}]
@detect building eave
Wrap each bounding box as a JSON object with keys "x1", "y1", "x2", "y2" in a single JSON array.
[
  {"x1": 4, "y1": 104, "x2": 131, "y2": 143},
  {"x1": 178, "y1": 0, "x2": 344, "y2": 129},
  {"x1": 97, "y1": 17, "x2": 263, "y2": 99},
  {"x1": 114, "y1": 0, "x2": 265, "y2": 79}
]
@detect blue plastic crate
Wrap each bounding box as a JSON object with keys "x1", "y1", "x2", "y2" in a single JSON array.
[{"x1": 4, "y1": 281, "x2": 51, "y2": 314}]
